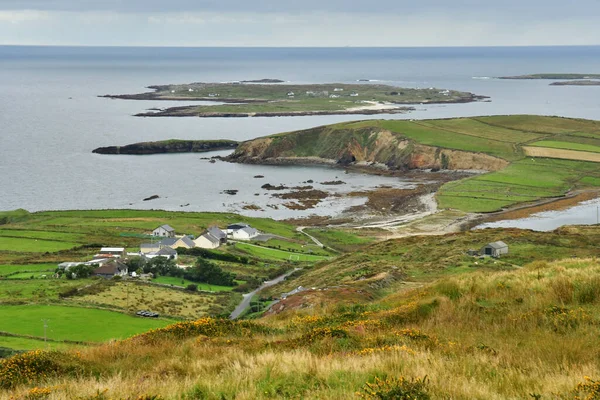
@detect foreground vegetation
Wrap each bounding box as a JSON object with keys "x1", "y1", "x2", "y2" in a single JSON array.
[{"x1": 3, "y1": 251, "x2": 600, "y2": 398}]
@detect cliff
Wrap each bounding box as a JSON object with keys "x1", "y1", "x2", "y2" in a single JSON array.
[
  {"x1": 225, "y1": 124, "x2": 508, "y2": 172},
  {"x1": 93, "y1": 139, "x2": 238, "y2": 155}
]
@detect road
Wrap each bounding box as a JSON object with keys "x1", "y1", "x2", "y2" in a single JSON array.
[{"x1": 229, "y1": 268, "x2": 301, "y2": 319}]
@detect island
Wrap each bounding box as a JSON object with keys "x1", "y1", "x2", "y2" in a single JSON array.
[
  {"x1": 101, "y1": 81, "x2": 487, "y2": 118},
  {"x1": 550, "y1": 80, "x2": 600, "y2": 86},
  {"x1": 499, "y1": 73, "x2": 600, "y2": 80},
  {"x1": 92, "y1": 139, "x2": 238, "y2": 155}
]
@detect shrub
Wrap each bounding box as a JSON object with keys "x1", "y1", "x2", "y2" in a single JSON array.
[
  {"x1": 559, "y1": 376, "x2": 600, "y2": 399},
  {"x1": 186, "y1": 284, "x2": 198, "y2": 292},
  {"x1": 0, "y1": 350, "x2": 86, "y2": 389},
  {"x1": 357, "y1": 376, "x2": 430, "y2": 400}
]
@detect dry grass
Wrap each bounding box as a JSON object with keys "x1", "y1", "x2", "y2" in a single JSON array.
[{"x1": 2, "y1": 258, "x2": 600, "y2": 399}]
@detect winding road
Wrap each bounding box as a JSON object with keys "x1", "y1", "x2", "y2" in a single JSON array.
[{"x1": 229, "y1": 268, "x2": 301, "y2": 319}]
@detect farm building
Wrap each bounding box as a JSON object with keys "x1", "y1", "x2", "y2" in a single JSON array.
[
  {"x1": 153, "y1": 224, "x2": 175, "y2": 238},
  {"x1": 97, "y1": 247, "x2": 126, "y2": 258},
  {"x1": 227, "y1": 223, "x2": 250, "y2": 233},
  {"x1": 93, "y1": 260, "x2": 128, "y2": 279},
  {"x1": 481, "y1": 241, "x2": 509, "y2": 257}
]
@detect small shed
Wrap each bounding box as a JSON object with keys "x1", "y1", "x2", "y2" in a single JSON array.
[
  {"x1": 481, "y1": 241, "x2": 509, "y2": 257},
  {"x1": 153, "y1": 225, "x2": 175, "y2": 238}
]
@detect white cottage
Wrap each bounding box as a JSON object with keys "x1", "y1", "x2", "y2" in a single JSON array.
[{"x1": 153, "y1": 225, "x2": 175, "y2": 238}]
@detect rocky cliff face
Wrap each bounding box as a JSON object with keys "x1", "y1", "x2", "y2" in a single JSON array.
[{"x1": 226, "y1": 125, "x2": 508, "y2": 172}]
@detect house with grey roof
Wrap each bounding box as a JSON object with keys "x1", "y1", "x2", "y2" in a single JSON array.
[
  {"x1": 207, "y1": 226, "x2": 227, "y2": 243},
  {"x1": 232, "y1": 226, "x2": 259, "y2": 240},
  {"x1": 481, "y1": 241, "x2": 509, "y2": 257},
  {"x1": 194, "y1": 232, "x2": 221, "y2": 249},
  {"x1": 145, "y1": 246, "x2": 178, "y2": 260},
  {"x1": 93, "y1": 260, "x2": 128, "y2": 279},
  {"x1": 160, "y1": 236, "x2": 194, "y2": 250},
  {"x1": 153, "y1": 224, "x2": 175, "y2": 238}
]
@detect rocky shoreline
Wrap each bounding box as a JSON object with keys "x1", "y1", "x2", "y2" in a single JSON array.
[{"x1": 92, "y1": 139, "x2": 238, "y2": 155}]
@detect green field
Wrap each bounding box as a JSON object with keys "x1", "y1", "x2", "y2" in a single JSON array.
[
  {"x1": 0, "y1": 264, "x2": 56, "y2": 276},
  {"x1": 304, "y1": 229, "x2": 374, "y2": 253},
  {"x1": 0, "y1": 237, "x2": 78, "y2": 253},
  {"x1": 529, "y1": 140, "x2": 600, "y2": 153},
  {"x1": 0, "y1": 335, "x2": 73, "y2": 351},
  {"x1": 0, "y1": 305, "x2": 172, "y2": 342},
  {"x1": 438, "y1": 158, "x2": 600, "y2": 212},
  {"x1": 234, "y1": 242, "x2": 330, "y2": 262},
  {"x1": 152, "y1": 276, "x2": 234, "y2": 291}
]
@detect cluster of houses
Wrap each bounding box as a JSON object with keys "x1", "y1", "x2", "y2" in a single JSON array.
[
  {"x1": 57, "y1": 223, "x2": 261, "y2": 279},
  {"x1": 287, "y1": 89, "x2": 359, "y2": 99}
]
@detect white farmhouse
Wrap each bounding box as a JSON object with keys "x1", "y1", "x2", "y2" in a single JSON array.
[
  {"x1": 194, "y1": 233, "x2": 221, "y2": 249},
  {"x1": 232, "y1": 227, "x2": 259, "y2": 240},
  {"x1": 153, "y1": 224, "x2": 175, "y2": 238}
]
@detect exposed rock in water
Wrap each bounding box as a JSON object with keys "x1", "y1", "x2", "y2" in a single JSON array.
[
  {"x1": 93, "y1": 139, "x2": 238, "y2": 155},
  {"x1": 254, "y1": 175, "x2": 265, "y2": 178},
  {"x1": 241, "y1": 79, "x2": 285, "y2": 83},
  {"x1": 222, "y1": 190, "x2": 239, "y2": 195},
  {"x1": 143, "y1": 195, "x2": 160, "y2": 201},
  {"x1": 261, "y1": 183, "x2": 288, "y2": 190},
  {"x1": 321, "y1": 180, "x2": 346, "y2": 185}
]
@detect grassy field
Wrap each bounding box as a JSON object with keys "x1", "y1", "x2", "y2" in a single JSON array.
[
  {"x1": 233, "y1": 242, "x2": 331, "y2": 262},
  {"x1": 304, "y1": 228, "x2": 374, "y2": 253},
  {"x1": 152, "y1": 276, "x2": 234, "y2": 292},
  {"x1": 0, "y1": 264, "x2": 56, "y2": 276},
  {"x1": 529, "y1": 140, "x2": 600, "y2": 153},
  {"x1": 0, "y1": 305, "x2": 172, "y2": 342},
  {"x1": 0, "y1": 335, "x2": 73, "y2": 351}
]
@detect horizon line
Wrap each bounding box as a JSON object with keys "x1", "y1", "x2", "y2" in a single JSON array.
[{"x1": 1, "y1": 44, "x2": 599, "y2": 49}]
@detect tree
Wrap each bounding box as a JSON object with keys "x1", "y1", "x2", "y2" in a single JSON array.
[
  {"x1": 186, "y1": 284, "x2": 198, "y2": 292},
  {"x1": 184, "y1": 258, "x2": 235, "y2": 286}
]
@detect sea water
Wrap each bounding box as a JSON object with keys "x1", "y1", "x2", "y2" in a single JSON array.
[{"x1": 1, "y1": 46, "x2": 600, "y2": 218}]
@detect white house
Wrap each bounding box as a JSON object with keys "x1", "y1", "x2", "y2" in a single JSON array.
[
  {"x1": 194, "y1": 233, "x2": 221, "y2": 249},
  {"x1": 153, "y1": 225, "x2": 175, "y2": 238},
  {"x1": 232, "y1": 226, "x2": 259, "y2": 240},
  {"x1": 333, "y1": 88, "x2": 344, "y2": 92},
  {"x1": 140, "y1": 243, "x2": 161, "y2": 254}
]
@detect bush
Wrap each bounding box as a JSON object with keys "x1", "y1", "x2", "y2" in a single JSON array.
[
  {"x1": 186, "y1": 284, "x2": 198, "y2": 292},
  {"x1": 0, "y1": 351, "x2": 87, "y2": 389},
  {"x1": 357, "y1": 376, "x2": 430, "y2": 400}
]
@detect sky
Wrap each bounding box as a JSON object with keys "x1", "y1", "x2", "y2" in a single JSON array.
[{"x1": 0, "y1": 0, "x2": 599, "y2": 47}]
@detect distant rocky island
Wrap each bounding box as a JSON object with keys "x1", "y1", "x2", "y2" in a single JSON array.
[
  {"x1": 499, "y1": 73, "x2": 600, "y2": 80},
  {"x1": 550, "y1": 80, "x2": 600, "y2": 86},
  {"x1": 92, "y1": 139, "x2": 238, "y2": 155},
  {"x1": 100, "y1": 80, "x2": 487, "y2": 118}
]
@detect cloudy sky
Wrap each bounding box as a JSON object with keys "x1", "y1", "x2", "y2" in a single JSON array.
[{"x1": 0, "y1": 0, "x2": 598, "y2": 47}]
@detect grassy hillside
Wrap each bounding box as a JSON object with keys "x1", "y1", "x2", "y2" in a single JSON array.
[
  {"x1": 3, "y1": 254, "x2": 600, "y2": 399},
  {"x1": 230, "y1": 115, "x2": 600, "y2": 213}
]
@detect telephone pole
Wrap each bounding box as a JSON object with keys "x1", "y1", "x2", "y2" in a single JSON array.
[{"x1": 41, "y1": 319, "x2": 49, "y2": 348}]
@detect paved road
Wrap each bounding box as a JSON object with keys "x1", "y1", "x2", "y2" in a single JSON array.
[{"x1": 229, "y1": 268, "x2": 301, "y2": 319}]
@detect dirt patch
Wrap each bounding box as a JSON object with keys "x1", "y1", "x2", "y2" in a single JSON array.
[
  {"x1": 523, "y1": 146, "x2": 600, "y2": 162},
  {"x1": 264, "y1": 287, "x2": 375, "y2": 316}
]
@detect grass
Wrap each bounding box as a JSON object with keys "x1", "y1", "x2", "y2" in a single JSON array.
[
  {"x1": 437, "y1": 158, "x2": 600, "y2": 212},
  {"x1": 71, "y1": 282, "x2": 239, "y2": 319},
  {"x1": 0, "y1": 335, "x2": 73, "y2": 351},
  {"x1": 0, "y1": 264, "x2": 56, "y2": 276},
  {"x1": 234, "y1": 242, "x2": 330, "y2": 262},
  {"x1": 152, "y1": 276, "x2": 234, "y2": 292},
  {"x1": 0, "y1": 305, "x2": 172, "y2": 342},
  {"x1": 529, "y1": 140, "x2": 600, "y2": 153},
  {"x1": 0, "y1": 279, "x2": 90, "y2": 303},
  {"x1": 304, "y1": 229, "x2": 374, "y2": 253},
  {"x1": 3, "y1": 256, "x2": 600, "y2": 398},
  {"x1": 0, "y1": 237, "x2": 78, "y2": 253}
]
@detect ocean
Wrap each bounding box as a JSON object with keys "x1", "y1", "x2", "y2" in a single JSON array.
[{"x1": 1, "y1": 46, "x2": 600, "y2": 218}]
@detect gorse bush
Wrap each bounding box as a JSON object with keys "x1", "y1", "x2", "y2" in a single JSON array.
[
  {"x1": 0, "y1": 350, "x2": 85, "y2": 389},
  {"x1": 357, "y1": 376, "x2": 430, "y2": 400}
]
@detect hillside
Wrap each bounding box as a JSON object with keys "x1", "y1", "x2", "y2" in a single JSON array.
[
  {"x1": 227, "y1": 115, "x2": 600, "y2": 213},
  {"x1": 3, "y1": 236, "x2": 600, "y2": 399}
]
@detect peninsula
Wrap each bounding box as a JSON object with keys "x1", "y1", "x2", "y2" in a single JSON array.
[
  {"x1": 92, "y1": 139, "x2": 238, "y2": 155},
  {"x1": 101, "y1": 81, "x2": 486, "y2": 118},
  {"x1": 550, "y1": 80, "x2": 600, "y2": 86}
]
